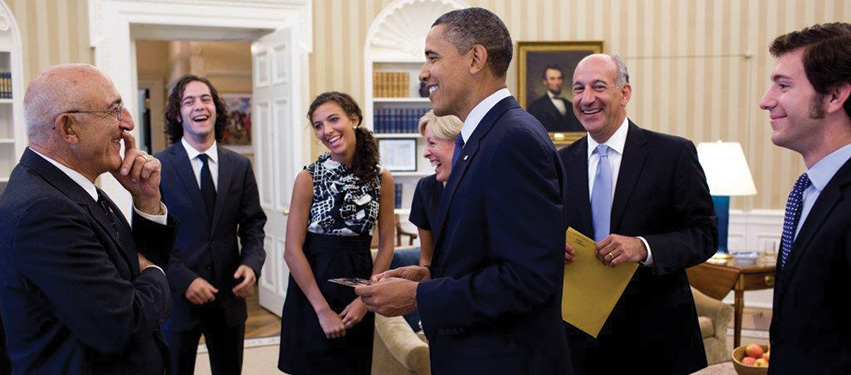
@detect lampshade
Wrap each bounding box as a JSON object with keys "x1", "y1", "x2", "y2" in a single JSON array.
[{"x1": 697, "y1": 141, "x2": 757, "y2": 197}]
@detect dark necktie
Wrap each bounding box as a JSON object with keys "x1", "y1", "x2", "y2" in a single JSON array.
[
  {"x1": 198, "y1": 154, "x2": 216, "y2": 224},
  {"x1": 451, "y1": 133, "x2": 465, "y2": 167},
  {"x1": 96, "y1": 189, "x2": 121, "y2": 240},
  {"x1": 780, "y1": 173, "x2": 812, "y2": 269},
  {"x1": 590, "y1": 144, "x2": 612, "y2": 242}
]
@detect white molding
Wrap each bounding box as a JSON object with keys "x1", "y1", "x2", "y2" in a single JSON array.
[
  {"x1": 0, "y1": 0, "x2": 25, "y2": 164},
  {"x1": 89, "y1": 0, "x2": 311, "y2": 217},
  {"x1": 725, "y1": 210, "x2": 783, "y2": 308}
]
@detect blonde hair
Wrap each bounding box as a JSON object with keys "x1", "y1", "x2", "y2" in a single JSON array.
[{"x1": 417, "y1": 110, "x2": 463, "y2": 141}]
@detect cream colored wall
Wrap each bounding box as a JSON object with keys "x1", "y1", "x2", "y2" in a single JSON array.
[
  {"x1": 3, "y1": 0, "x2": 91, "y2": 83},
  {"x1": 5, "y1": 0, "x2": 851, "y2": 209}
]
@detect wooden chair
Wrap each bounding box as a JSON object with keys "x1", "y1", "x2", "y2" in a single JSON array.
[{"x1": 395, "y1": 214, "x2": 418, "y2": 246}]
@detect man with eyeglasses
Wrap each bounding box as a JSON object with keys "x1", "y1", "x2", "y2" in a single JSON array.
[{"x1": 0, "y1": 63, "x2": 177, "y2": 375}]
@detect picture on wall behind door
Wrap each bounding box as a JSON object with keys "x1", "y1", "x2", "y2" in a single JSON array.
[{"x1": 222, "y1": 94, "x2": 252, "y2": 147}]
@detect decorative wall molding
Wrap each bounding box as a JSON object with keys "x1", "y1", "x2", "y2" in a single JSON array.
[
  {"x1": 725, "y1": 209, "x2": 783, "y2": 308},
  {"x1": 365, "y1": 0, "x2": 469, "y2": 60},
  {"x1": 0, "y1": 12, "x2": 9, "y2": 31}
]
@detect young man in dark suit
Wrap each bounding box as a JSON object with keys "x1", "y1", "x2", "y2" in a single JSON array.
[
  {"x1": 559, "y1": 54, "x2": 717, "y2": 375},
  {"x1": 356, "y1": 7, "x2": 571, "y2": 375},
  {"x1": 156, "y1": 75, "x2": 266, "y2": 375},
  {"x1": 528, "y1": 65, "x2": 583, "y2": 132},
  {"x1": 759, "y1": 23, "x2": 851, "y2": 375},
  {"x1": 0, "y1": 63, "x2": 175, "y2": 374}
]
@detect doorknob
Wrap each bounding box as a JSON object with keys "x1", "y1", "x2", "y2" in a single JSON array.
[{"x1": 282, "y1": 208, "x2": 290, "y2": 215}]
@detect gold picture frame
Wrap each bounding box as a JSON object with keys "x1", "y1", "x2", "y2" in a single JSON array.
[{"x1": 517, "y1": 41, "x2": 604, "y2": 146}]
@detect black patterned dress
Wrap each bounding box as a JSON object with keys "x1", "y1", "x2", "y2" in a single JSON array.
[{"x1": 278, "y1": 153, "x2": 380, "y2": 375}]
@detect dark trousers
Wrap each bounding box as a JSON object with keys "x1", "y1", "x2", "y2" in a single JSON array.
[{"x1": 164, "y1": 308, "x2": 245, "y2": 375}]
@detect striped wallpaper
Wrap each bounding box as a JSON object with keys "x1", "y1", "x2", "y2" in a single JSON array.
[
  {"x1": 309, "y1": 0, "x2": 851, "y2": 210},
  {"x1": 4, "y1": 0, "x2": 851, "y2": 209}
]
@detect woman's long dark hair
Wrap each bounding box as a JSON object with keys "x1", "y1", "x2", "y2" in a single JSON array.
[{"x1": 307, "y1": 91, "x2": 380, "y2": 183}]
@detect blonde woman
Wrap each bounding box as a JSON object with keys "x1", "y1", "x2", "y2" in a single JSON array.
[{"x1": 409, "y1": 110, "x2": 462, "y2": 266}]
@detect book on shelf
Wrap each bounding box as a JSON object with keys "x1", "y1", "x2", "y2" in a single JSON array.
[
  {"x1": 373, "y1": 107, "x2": 430, "y2": 134},
  {"x1": 394, "y1": 183, "x2": 403, "y2": 209},
  {"x1": 373, "y1": 71, "x2": 410, "y2": 98},
  {"x1": 0, "y1": 72, "x2": 11, "y2": 99}
]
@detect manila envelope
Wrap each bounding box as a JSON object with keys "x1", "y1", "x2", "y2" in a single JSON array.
[{"x1": 562, "y1": 227, "x2": 637, "y2": 338}]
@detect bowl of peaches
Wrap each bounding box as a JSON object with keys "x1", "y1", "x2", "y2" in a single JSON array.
[{"x1": 732, "y1": 343, "x2": 770, "y2": 375}]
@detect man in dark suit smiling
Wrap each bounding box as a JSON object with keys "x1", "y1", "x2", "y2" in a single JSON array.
[
  {"x1": 356, "y1": 7, "x2": 571, "y2": 375},
  {"x1": 528, "y1": 65, "x2": 583, "y2": 132},
  {"x1": 759, "y1": 23, "x2": 851, "y2": 375},
  {"x1": 156, "y1": 75, "x2": 266, "y2": 375},
  {"x1": 559, "y1": 54, "x2": 717, "y2": 375},
  {"x1": 0, "y1": 63, "x2": 175, "y2": 375}
]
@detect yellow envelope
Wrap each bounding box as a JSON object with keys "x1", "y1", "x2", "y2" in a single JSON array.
[{"x1": 562, "y1": 227, "x2": 638, "y2": 338}]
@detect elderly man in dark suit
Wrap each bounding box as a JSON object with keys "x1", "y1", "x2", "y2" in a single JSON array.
[
  {"x1": 559, "y1": 54, "x2": 717, "y2": 375},
  {"x1": 156, "y1": 75, "x2": 266, "y2": 375},
  {"x1": 0, "y1": 63, "x2": 176, "y2": 375},
  {"x1": 759, "y1": 23, "x2": 851, "y2": 375},
  {"x1": 528, "y1": 65, "x2": 583, "y2": 132},
  {"x1": 356, "y1": 7, "x2": 571, "y2": 375}
]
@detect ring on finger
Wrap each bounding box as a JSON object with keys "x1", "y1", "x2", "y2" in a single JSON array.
[{"x1": 608, "y1": 252, "x2": 615, "y2": 259}]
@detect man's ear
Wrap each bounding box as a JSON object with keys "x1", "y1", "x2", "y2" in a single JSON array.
[
  {"x1": 55, "y1": 114, "x2": 79, "y2": 144},
  {"x1": 468, "y1": 44, "x2": 488, "y2": 75},
  {"x1": 825, "y1": 81, "x2": 851, "y2": 115}
]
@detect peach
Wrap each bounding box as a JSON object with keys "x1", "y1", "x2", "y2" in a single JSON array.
[
  {"x1": 762, "y1": 352, "x2": 770, "y2": 363},
  {"x1": 745, "y1": 344, "x2": 764, "y2": 359},
  {"x1": 742, "y1": 357, "x2": 756, "y2": 366},
  {"x1": 754, "y1": 358, "x2": 768, "y2": 367}
]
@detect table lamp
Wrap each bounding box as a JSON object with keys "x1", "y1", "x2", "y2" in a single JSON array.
[{"x1": 696, "y1": 141, "x2": 757, "y2": 257}]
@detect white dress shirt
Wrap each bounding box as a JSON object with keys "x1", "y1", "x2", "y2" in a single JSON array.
[
  {"x1": 796, "y1": 143, "x2": 851, "y2": 237},
  {"x1": 181, "y1": 137, "x2": 219, "y2": 192},
  {"x1": 547, "y1": 91, "x2": 568, "y2": 116},
  {"x1": 459, "y1": 88, "x2": 512, "y2": 144},
  {"x1": 586, "y1": 118, "x2": 654, "y2": 266}
]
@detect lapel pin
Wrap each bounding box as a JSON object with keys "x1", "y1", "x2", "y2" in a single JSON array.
[{"x1": 463, "y1": 155, "x2": 469, "y2": 161}]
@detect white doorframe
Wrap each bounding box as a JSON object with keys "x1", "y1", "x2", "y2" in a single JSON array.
[
  {"x1": 136, "y1": 77, "x2": 167, "y2": 153},
  {"x1": 88, "y1": 0, "x2": 312, "y2": 216}
]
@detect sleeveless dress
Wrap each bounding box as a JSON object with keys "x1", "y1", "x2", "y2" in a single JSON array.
[{"x1": 278, "y1": 153, "x2": 381, "y2": 375}]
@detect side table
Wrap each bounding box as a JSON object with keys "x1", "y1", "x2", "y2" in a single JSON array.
[{"x1": 686, "y1": 258, "x2": 776, "y2": 348}]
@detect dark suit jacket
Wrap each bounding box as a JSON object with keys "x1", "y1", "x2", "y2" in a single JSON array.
[
  {"x1": 528, "y1": 94, "x2": 583, "y2": 132},
  {"x1": 768, "y1": 157, "x2": 851, "y2": 375},
  {"x1": 559, "y1": 122, "x2": 717, "y2": 374},
  {"x1": 156, "y1": 142, "x2": 266, "y2": 330},
  {"x1": 0, "y1": 148, "x2": 176, "y2": 375},
  {"x1": 416, "y1": 96, "x2": 571, "y2": 375}
]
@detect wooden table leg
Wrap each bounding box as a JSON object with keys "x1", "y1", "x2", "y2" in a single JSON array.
[{"x1": 733, "y1": 285, "x2": 744, "y2": 348}]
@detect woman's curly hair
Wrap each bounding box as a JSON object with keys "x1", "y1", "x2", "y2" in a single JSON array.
[{"x1": 307, "y1": 91, "x2": 380, "y2": 183}]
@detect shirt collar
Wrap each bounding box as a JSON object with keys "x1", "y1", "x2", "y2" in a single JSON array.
[
  {"x1": 547, "y1": 91, "x2": 562, "y2": 100},
  {"x1": 587, "y1": 116, "x2": 629, "y2": 160},
  {"x1": 181, "y1": 137, "x2": 218, "y2": 164},
  {"x1": 29, "y1": 147, "x2": 99, "y2": 202},
  {"x1": 805, "y1": 143, "x2": 851, "y2": 192},
  {"x1": 460, "y1": 88, "x2": 512, "y2": 143}
]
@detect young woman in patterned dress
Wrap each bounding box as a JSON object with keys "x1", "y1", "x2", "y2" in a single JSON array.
[{"x1": 278, "y1": 92, "x2": 395, "y2": 375}]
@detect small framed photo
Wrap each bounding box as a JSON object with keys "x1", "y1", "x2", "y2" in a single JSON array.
[
  {"x1": 221, "y1": 94, "x2": 252, "y2": 148},
  {"x1": 378, "y1": 138, "x2": 417, "y2": 172},
  {"x1": 517, "y1": 41, "x2": 604, "y2": 146}
]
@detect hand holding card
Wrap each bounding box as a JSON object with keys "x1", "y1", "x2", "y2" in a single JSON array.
[{"x1": 329, "y1": 277, "x2": 373, "y2": 287}]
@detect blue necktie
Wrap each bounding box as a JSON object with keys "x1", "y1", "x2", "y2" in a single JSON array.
[
  {"x1": 591, "y1": 144, "x2": 612, "y2": 242},
  {"x1": 451, "y1": 133, "x2": 465, "y2": 167},
  {"x1": 780, "y1": 173, "x2": 811, "y2": 269}
]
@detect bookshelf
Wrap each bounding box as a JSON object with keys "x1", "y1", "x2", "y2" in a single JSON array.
[
  {"x1": 364, "y1": 0, "x2": 466, "y2": 222},
  {"x1": 0, "y1": 4, "x2": 25, "y2": 196}
]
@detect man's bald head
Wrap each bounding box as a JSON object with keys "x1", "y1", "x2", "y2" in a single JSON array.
[{"x1": 24, "y1": 64, "x2": 114, "y2": 145}]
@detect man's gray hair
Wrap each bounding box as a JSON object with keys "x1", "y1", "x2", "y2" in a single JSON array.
[
  {"x1": 24, "y1": 64, "x2": 95, "y2": 143},
  {"x1": 432, "y1": 7, "x2": 513, "y2": 78},
  {"x1": 612, "y1": 55, "x2": 630, "y2": 87}
]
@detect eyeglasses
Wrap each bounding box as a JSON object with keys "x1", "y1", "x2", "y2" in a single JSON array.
[{"x1": 64, "y1": 103, "x2": 124, "y2": 122}]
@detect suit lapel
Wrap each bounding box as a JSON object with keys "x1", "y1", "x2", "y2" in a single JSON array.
[
  {"x1": 213, "y1": 146, "x2": 233, "y2": 234},
  {"x1": 170, "y1": 142, "x2": 212, "y2": 227},
  {"x1": 20, "y1": 149, "x2": 135, "y2": 272},
  {"x1": 782, "y1": 158, "x2": 851, "y2": 279},
  {"x1": 610, "y1": 122, "x2": 648, "y2": 233},
  {"x1": 567, "y1": 138, "x2": 594, "y2": 236},
  {"x1": 433, "y1": 96, "x2": 518, "y2": 264}
]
